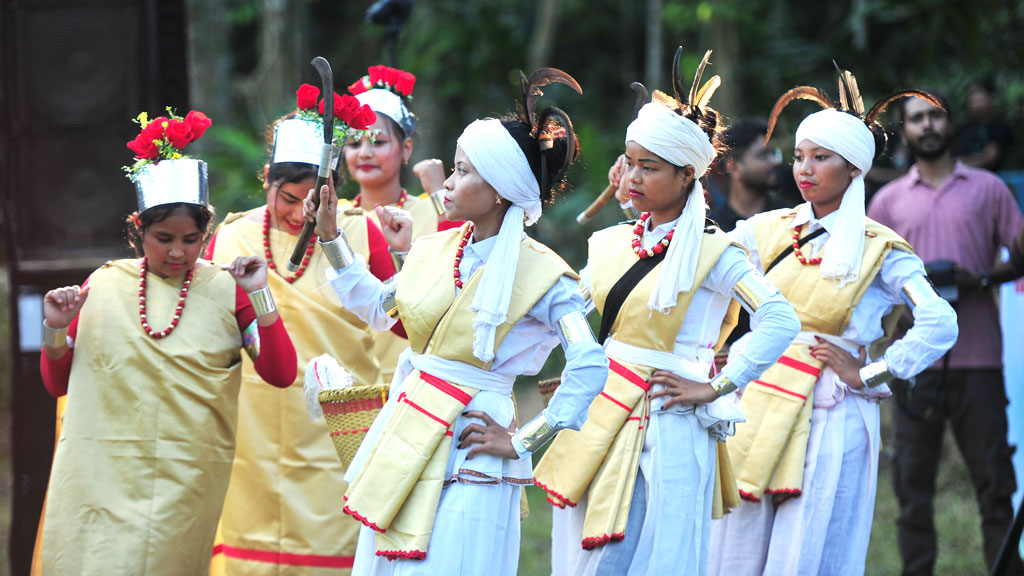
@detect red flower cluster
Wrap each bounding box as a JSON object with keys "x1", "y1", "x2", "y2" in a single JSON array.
[
  {"x1": 127, "y1": 110, "x2": 212, "y2": 160},
  {"x1": 348, "y1": 65, "x2": 416, "y2": 99},
  {"x1": 295, "y1": 83, "x2": 377, "y2": 130}
]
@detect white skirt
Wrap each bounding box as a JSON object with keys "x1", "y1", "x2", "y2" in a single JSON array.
[
  {"x1": 707, "y1": 393, "x2": 881, "y2": 576},
  {"x1": 551, "y1": 408, "x2": 717, "y2": 576}
]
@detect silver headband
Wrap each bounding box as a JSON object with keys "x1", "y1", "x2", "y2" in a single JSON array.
[
  {"x1": 356, "y1": 89, "x2": 416, "y2": 137},
  {"x1": 134, "y1": 158, "x2": 208, "y2": 212}
]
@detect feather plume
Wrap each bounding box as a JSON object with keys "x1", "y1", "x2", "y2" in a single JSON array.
[
  {"x1": 689, "y1": 49, "x2": 713, "y2": 109},
  {"x1": 865, "y1": 89, "x2": 946, "y2": 126},
  {"x1": 764, "y1": 86, "x2": 835, "y2": 144},
  {"x1": 672, "y1": 46, "x2": 687, "y2": 106},
  {"x1": 652, "y1": 89, "x2": 679, "y2": 111},
  {"x1": 520, "y1": 68, "x2": 583, "y2": 131},
  {"x1": 693, "y1": 75, "x2": 721, "y2": 112},
  {"x1": 833, "y1": 61, "x2": 865, "y2": 116}
]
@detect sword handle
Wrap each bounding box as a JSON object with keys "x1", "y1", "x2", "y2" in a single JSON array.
[{"x1": 288, "y1": 172, "x2": 329, "y2": 272}]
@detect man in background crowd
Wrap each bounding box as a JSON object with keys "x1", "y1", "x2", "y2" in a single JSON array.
[
  {"x1": 708, "y1": 117, "x2": 788, "y2": 231},
  {"x1": 868, "y1": 91, "x2": 1024, "y2": 576}
]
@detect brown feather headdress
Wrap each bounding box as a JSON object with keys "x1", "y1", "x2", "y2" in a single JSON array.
[
  {"x1": 648, "y1": 46, "x2": 726, "y2": 155},
  {"x1": 764, "y1": 63, "x2": 946, "y2": 149},
  {"x1": 512, "y1": 67, "x2": 583, "y2": 193}
]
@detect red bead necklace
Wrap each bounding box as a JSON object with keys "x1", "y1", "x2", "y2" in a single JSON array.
[
  {"x1": 792, "y1": 224, "x2": 822, "y2": 265},
  {"x1": 631, "y1": 212, "x2": 674, "y2": 259},
  {"x1": 453, "y1": 223, "x2": 475, "y2": 289},
  {"x1": 138, "y1": 257, "x2": 193, "y2": 339},
  {"x1": 353, "y1": 189, "x2": 407, "y2": 210},
  {"x1": 264, "y1": 208, "x2": 316, "y2": 283}
]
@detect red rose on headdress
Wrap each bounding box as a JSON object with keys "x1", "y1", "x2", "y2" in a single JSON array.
[
  {"x1": 395, "y1": 71, "x2": 416, "y2": 97},
  {"x1": 184, "y1": 110, "x2": 212, "y2": 140},
  {"x1": 335, "y1": 94, "x2": 361, "y2": 123},
  {"x1": 384, "y1": 67, "x2": 401, "y2": 89},
  {"x1": 127, "y1": 132, "x2": 159, "y2": 160},
  {"x1": 142, "y1": 116, "x2": 169, "y2": 141},
  {"x1": 351, "y1": 105, "x2": 377, "y2": 131},
  {"x1": 348, "y1": 78, "x2": 370, "y2": 96},
  {"x1": 318, "y1": 92, "x2": 341, "y2": 116},
  {"x1": 368, "y1": 65, "x2": 389, "y2": 87},
  {"x1": 165, "y1": 118, "x2": 194, "y2": 149},
  {"x1": 296, "y1": 84, "x2": 320, "y2": 111}
]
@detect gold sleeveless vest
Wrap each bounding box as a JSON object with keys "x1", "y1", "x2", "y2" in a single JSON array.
[
  {"x1": 344, "y1": 222, "x2": 576, "y2": 560},
  {"x1": 728, "y1": 205, "x2": 912, "y2": 502},
  {"x1": 535, "y1": 224, "x2": 741, "y2": 549}
]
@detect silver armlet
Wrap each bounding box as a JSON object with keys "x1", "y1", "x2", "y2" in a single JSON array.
[
  {"x1": 428, "y1": 189, "x2": 446, "y2": 216},
  {"x1": 731, "y1": 272, "x2": 778, "y2": 314},
  {"x1": 43, "y1": 321, "x2": 69, "y2": 349},
  {"x1": 860, "y1": 360, "x2": 894, "y2": 388},
  {"x1": 382, "y1": 277, "x2": 400, "y2": 319},
  {"x1": 515, "y1": 413, "x2": 558, "y2": 453},
  {"x1": 557, "y1": 311, "x2": 596, "y2": 350},
  {"x1": 248, "y1": 286, "x2": 277, "y2": 317},
  {"x1": 320, "y1": 228, "x2": 357, "y2": 270},
  {"x1": 901, "y1": 274, "x2": 941, "y2": 311},
  {"x1": 709, "y1": 373, "x2": 737, "y2": 396},
  {"x1": 576, "y1": 283, "x2": 594, "y2": 309},
  {"x1": 242, "y1": 319, "x2": 261, "y2": 360},
  {"x1": 389, "y1": 247, "x2": 408, "y2": 271}
]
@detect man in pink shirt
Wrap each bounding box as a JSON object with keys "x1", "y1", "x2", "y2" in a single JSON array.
[{"x1": 869, "y1": 92, "x2": 1024, "y2": 576}]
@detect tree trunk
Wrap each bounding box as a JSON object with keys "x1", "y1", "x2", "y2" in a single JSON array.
[
  {"x1": 645, "y1": 0, "x2": 663, "y2": 91},
  {"x1": 529, "y1": 0, "x2": 561, "y2": 70}
]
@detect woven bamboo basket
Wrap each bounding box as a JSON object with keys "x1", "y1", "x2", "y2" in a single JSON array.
[
  {"x1": 318, "y1": 384, "x2": 389, "y2": 470},
  {"x1": 537, "y1": 377, "x2": 561, "y2": 408}
]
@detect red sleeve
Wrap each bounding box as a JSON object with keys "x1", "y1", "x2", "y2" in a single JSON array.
[
  {"x1": 39, "y1": 279, "x2": 87, "y2": 398},
  {"x1": 437, "y1": 219, "x2": 464, "y2": 232},
  {"x1": 235, "y1": 285, "x2": 298, "y2": 388},
  {"x1": 204, "y1": 226, "x2": 220, "y2": 260},
  {"x1": 365, "y1": 217, "x2": 396, "y2": 281}
]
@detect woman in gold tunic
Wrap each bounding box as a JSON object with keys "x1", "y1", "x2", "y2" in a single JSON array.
[
  {"x1": 38, "y1": 115, "x2": 298, "y2": 575},
  {"x1": 207, "y1": 90, "x2": 398, "y2": 574}
]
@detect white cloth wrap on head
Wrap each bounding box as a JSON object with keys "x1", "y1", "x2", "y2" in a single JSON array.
[
  {"x1": 356, "y1": 89, "x2": 416, "y2": 136},
  {"x1": 456, "y1": 118, "x2": 543, "y2": 363},
  {"x1": 272, "y1": 118, "x2": 339, "y2": 169},
  {"x1": 794, "y1": 108, "x2": 875, "y2": 287},
  {"x1": 625, "y1": 102, "x2": 718, "y2": 313}
]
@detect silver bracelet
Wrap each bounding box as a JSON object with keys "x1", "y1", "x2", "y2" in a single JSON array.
[
  {"x1": 515, "y1": 413, "x2": 559, "y2": 453},
  {"x1": 43, "y1": 321, "x2": 69, "y2": 349},
  {"x1": 247, "y1": 286, "x2": 277, "y2": 317},
  {"x1": 860, "y1": 360, "x2": 894, "y2": 388},
  {"x1": 320, "y1": 228, "x2": 357, "y2": 270},
  {"x1": 709, "y1": 373, "x2": 737, "y2": 396},
  {"x1": 389, "y1": 247, "x2": 409, "y2": 270},
  {"x1": 427, "y1": 189, "x2": 447, "y2": 216}
]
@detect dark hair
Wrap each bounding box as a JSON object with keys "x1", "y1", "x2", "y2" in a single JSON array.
[
  {"x1": 263, "y1": 112, "x2": 342, "y2": 187},
  {"x1": 499, "y1": 115, "x2": 578, "y2": 204},
  {"x1": 125, "y1": 202, "x2": 215, "y2": 256},
  {"x1": 968, "y1": 78, "x2": 995, "y2": 96},
  {"x1": 377, "y1": 113, "x2": 408, "y2": 141},
  {"x1": 722, "y1": 118, "x2": 769, "y2": 161},
  {"x1": 897, "y1": 89, "x2": 951, "y2": 125}
]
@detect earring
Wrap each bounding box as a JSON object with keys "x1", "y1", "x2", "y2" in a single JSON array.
[{"x1": 495, "y1": 196, "x2": 502, "y2": 206}]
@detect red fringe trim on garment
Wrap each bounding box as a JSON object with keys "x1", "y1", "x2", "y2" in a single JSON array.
[
  {"x1": 377, "y1": 549, "x2": 427, "y2": 561},
  {"x1": 739, "y1": 489, "x2": 761, "y2": 502},
  {"x1": 766, "y1": 487, "x2": 802, "y2": 504},
  {"x1": 581, "y1": 532, "x2": 625, "y2": 550},
  {"x1": 534, "y1": 477, "x2": 576, "y2": 508},
  {"x1": 342, "y1": 501, "x2": 386, "y2": 533}
]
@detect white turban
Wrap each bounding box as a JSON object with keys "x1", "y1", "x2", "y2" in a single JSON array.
[
  {"x1": 456, "y1": 119, "x2": 543, "y2": 362},
  {"x1": 625, "y1": 102, "x2": 717, "y2": 313},
  {"x1": 794, "y1": 108, "x2": 875, "y2": 287}
]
